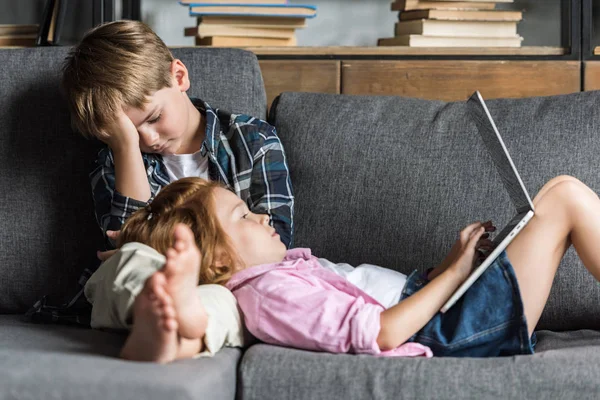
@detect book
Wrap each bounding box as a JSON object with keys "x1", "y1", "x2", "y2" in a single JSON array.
[
  {"x1": 432, "y1": 0, "x2": 513, "y2": 2},
  {"x1": 392, "y1": 1, "x2": 498, "y2": 11},
  {"x1": 0, "y1": 24, "x2": 39, "y2": 36},
  {"x1": 49, "y1": 0, "x2": 67, "y2": 45},
  {"x1": 47, "y1": 0, "x2": 60, "y2": 43},
  {"x1": 199, "y1": 16, "x2": 307, "y2": 28},
  {"x1": 378, "y1": 34, "x2": 522, "y2": 47},
  {"x1": 185, "y1": 25, "x2": 295, "y2": 39},
  {"x1": 196, "y1": 35, "x2": 297, "y2": 46},
  {"x1": 36, "y1": 0, "x2": 55, "y2": 46},
  {"x1": 395, "y1": 20, "x2": 517, "y2": 37},
  {"x1": 180, "y1": 0, "x2": 287, "y2": 3},
  {"x1": 0, "y1": 35, "x2": 37, "y2": 47},
  {"x1": 189, "y1": 4, "x2": 317, "y2": 18},
  {"x1": 399, "y1": 9, "x2": 523, "y2": 21}
]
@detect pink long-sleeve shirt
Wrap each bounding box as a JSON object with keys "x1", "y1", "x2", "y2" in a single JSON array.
[{"x1": 225, "y1": 248, "x2": 433, "y2": 357}]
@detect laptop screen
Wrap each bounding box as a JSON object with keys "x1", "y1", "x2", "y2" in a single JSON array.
[{"x1": 467, "y1": 91, "x2": 534, "y2": 213}]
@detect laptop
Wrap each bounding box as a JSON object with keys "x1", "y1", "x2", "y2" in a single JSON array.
[{"x1": 440, "y1": 91, "x2": 535, "y2": 313}]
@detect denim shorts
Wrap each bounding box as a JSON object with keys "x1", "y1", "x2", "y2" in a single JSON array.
[{"x1": 401, "y1": 251, "x2": 537, "y2": 357}]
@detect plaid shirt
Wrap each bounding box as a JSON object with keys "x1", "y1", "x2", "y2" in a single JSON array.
[{"x1": 26, "y1": 98, "x2": 294, "y2": 326}]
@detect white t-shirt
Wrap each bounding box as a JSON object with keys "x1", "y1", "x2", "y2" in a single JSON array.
[
  {"x1": 162, "y1": 150, "x2": 209, "y2": 181},
  {"x1": 318, "y1": 258, "x2": 407, "y2": 309}
]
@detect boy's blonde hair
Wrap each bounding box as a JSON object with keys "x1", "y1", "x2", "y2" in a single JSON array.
[
  {"x1": 118, "y1": 178, "x2": 240, "y2": 286},
  {"x1": 62, "y1": 20, "x2": 174, "y2": 139}
]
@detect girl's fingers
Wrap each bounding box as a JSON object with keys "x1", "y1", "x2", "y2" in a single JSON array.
[
  {"x1": 460, "y1": 221, "x2": 484, "y2": 242},
  {"x1": 467, "y1": 227, "x2": 486, "y2": 249}
]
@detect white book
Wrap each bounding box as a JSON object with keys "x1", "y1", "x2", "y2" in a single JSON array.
[
  {"x1": 396, "y1": 20, "x2": 518, "y2": 38},
  {"x1": 378, "y1": 35, "x2": 522, "y2": 47}
]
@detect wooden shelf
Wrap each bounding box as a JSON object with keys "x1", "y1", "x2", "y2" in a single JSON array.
[{"x1": 235, "y1": 46, "x2": 567, "y2": 56}]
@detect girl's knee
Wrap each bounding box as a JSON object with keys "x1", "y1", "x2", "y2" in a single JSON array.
[
  {"x1": 545, "y1": 178, "x2": 595, "y2": 208},
  {"x1": 534, "y1": 175, "x2": 583, "y2": 206},
  {"x1": 544, "y1": 175, "x2": 580, "y2": 189}
]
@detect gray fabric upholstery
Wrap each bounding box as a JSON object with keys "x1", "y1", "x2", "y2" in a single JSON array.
[
  {"x1": 171, "y1": 47, "x2": 267, "y2": 118},
  {"x1": 0, "y1": 315, "x2": 240, "y2": 400},
  {"x1": 271, "y1": 91, "x2": 600, "y2": 332},
  {"x1": 0, "y1": 47, "x2": 266, "y2": 313},
  {"x1": 239, "y1": 330, "x2": 600, "y2": 400}
]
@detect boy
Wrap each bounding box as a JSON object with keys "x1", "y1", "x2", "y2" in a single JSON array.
[{"x1": 31, "y1": 20, "x2": 294, "y2": 359}]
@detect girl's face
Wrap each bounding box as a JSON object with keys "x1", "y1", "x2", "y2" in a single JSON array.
[{"x1": 213, "y1": 187, "x2": 287, "y2": 270}]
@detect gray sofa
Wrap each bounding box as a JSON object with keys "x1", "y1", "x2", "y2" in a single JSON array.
[{"x1": 1, "y1": 47, "x2": 600, "y2": 399}]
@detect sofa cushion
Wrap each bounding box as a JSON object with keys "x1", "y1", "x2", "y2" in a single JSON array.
[
  {"x1": 0, "y1": 315, "x2": 240, "y2": 400},
  {"x1": 270, "y1": 91, "x2": 600, "y2": 331},
  {"x1": 239, "y1": 330, "x2": 600, "y2": 400},
  {"x1": 0, "y1": 47, "x2": 267, "y2": 313}
]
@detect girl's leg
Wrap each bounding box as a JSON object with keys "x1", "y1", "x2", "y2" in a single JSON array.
[
  {"x1": 176, "y1": 337, "x2": 203, "y2": 360},
  {"x1": 506, "y1": 175, "x2": 600, "y2": 337}
]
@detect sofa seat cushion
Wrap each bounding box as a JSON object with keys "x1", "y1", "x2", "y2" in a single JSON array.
[
  {"x1": 238, "y1": 330, "x2": 600, "y2": 400},
  {"x1": 0, "y1": 315, "x2": 240, "y2": 400}
]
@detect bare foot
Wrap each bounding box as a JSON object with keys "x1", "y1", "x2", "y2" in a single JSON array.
[
  {"x1": 120, "y1": 272, "x2": 179, "y2": 363},
  {"x1": 163, "y1": 223, "x2": 208, "y2": 340}
]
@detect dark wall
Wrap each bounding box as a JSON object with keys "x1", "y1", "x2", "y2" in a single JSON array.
[{"x1": 0, "y1": 0, "x2": 93, "y2": 45}]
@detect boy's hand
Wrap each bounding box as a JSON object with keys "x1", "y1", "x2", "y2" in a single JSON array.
[
  {"x1": 97, "y1": 230, "x2": 121, "y2": 262},
  {"x1": 98, "y1": 111, "x2": 139, "y2": 151}
]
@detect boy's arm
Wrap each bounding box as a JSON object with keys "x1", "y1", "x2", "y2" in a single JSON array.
[
  {"x1": 249, "y1": 124, "x2": 294, "y2": 248},
  {"x1": 90, "y1": 112, "x2": 152, "y2": 249},
  {"x1": 90, "y1": 149, "x2": 151, "y2": 249},
  {"x1": 104, "y1": 111, "x2": 151, "y2": 203}
]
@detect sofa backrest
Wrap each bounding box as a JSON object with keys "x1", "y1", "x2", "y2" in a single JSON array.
[
  {"x1": 0, "y1": 47, "x2": 267, "y2": 314},
  {"x1": 271, "y1": 90, "x2": 600, "y2": 331}
]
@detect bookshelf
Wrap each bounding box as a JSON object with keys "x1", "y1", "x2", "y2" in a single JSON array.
[
  {"x1": 0, "y1": 0, "x2": 586, "y2": 103},
  {"x1": 241, "y1": 0, "x2": 581, "y2": 107},
  {"x1": 247, "y1": 46, "x2": 567, "y2": 57}
]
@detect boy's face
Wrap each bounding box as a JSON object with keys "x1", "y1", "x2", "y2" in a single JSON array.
[
  {"x1": 123, "y1": 60, "x2": 200, "y2": 155},
  {"x1": 213, "y1": 187, "x2": 287, "y2": 270}
]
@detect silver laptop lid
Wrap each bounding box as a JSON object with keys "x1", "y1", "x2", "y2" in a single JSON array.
[{"x1": 467, "y1": 91, "x2": 535, "y2": 213}]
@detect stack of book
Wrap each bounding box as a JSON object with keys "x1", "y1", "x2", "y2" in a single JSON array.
[
  {"x1": 0, "y1": 24, "x2": 38, "y2": 47},
  {"x1": 178, "y1": 1, "x2": 317, "y2": 47},
  {"x1": 378, "y1": 0, "x2": 523, "y2": 48}
]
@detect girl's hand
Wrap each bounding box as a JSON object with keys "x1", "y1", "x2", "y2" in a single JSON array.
[
  {"x1": 447, "y1": 222, "x2": 489, "y2": 281},
  {"x1": 438, "y1": 221, "x2": 495, "y2": 272},
  {"x1": 476, "y1": 222, "x2": 496, "y2": 262}
]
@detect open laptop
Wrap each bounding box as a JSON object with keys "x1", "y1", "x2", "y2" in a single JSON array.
[{"x1": 440, "y1": 91, "x2": 535, "y2": 313}]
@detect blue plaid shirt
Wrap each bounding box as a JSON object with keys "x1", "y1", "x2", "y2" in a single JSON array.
[{"x1": 27, "y1": 98, "x2": 294, "y2": 326}]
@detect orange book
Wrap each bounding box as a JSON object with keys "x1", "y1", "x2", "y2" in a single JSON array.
[
  {"x1": 186, "y1": 25, "x2": 295, "y2": 39},
  {"x1": 0, "y1": 35, "x2": 37, "y2": 47},
  {"x1": 378, "y1": 35, "x2": 522, "y2": 47},
  {"x1": 196, "y1": 35, "x2": 297, "y2": 47}
]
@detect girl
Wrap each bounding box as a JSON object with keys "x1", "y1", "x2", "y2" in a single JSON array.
[{"x1": 117, "y1": 175, "x2": 600, "y2": 362}]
